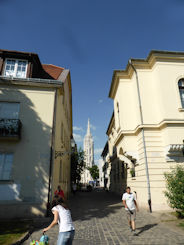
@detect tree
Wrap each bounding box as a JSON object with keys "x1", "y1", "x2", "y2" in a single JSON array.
[
  {"x1": 88, "y1": 165, "x2": 99, "y2": 180},
  {"x1": 71, "y1": 148, "x2": 85, "y2": 184},
  {"x1": 164, "y1": 165, "x2": 184, "y2": 216}
]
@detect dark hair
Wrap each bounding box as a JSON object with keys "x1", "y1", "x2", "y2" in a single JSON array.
[
  {"x1": 52, "y1": 195, "x2": 68, "y2": 209},
  {"x1": 126, "y1": 186, "x2": 131, "y2": 190}
]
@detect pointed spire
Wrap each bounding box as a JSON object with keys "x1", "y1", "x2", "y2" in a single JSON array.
[{"x1": 87, "y1": 118, "x2": 91, "y2": 136}]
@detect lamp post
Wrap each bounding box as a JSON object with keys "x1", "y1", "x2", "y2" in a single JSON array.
[
  {"x1": 71, "y1": 138, "x2": 76, "y2": 150},
  {"x1": 129, "y1": 60, "x2": 152, "y2": 213}
]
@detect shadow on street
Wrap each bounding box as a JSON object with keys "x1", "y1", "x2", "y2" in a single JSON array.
[
  {"x1": 69, "y1": 188, "x2": 123, "y2": 222},
  {"x1": 136, "y1": 223, "x2": 158, "y2": 235}
]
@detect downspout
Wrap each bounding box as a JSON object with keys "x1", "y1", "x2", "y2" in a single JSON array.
[
  {"x1": 46, "y1": 88, "x2": 58, "y2": 216},
  {"x1": 129, "y1": 60, "x2": 152, "y2": 213}
]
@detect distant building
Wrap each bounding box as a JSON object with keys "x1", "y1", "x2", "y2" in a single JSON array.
[
  {"x1": 98, "y1": 158, "x2": 104, "y2": 187},
  {"x1": 105, "y1": 113, "x2": 126, "y2": 194},
  {"x1": 81, "y1": 119, "x2": 94, "y2": 184},
  {"x1": 0, "y1": 49, "x2": 73, "y2": 218},
  {"x1": 101, "y1": 142, "x2": 110, "y2": 189},
  {"x1": 106, "y1": 50, "x2": 184, "y2": 211}
]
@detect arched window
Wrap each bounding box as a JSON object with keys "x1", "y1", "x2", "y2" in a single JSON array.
[{"x1": 178, "y1": 79, "x2": 184, "y2": 108}]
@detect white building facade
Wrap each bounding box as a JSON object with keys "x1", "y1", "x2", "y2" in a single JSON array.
[
  {"x1": 107, "y1": 50, "x2": 184, "y2": 211},
  {"x1": 81, "y1": 119, "x2": 94, "y2": 184},
  {"x1": 98, "y1": 159, "x2": 104, "y2": 187}
]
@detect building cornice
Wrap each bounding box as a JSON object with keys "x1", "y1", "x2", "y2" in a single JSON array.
[
  {"x1": 106, "y1": 111, "x2": 115, "y2": 135},
  {"x1": 114, "y1": 119, "x2": 184, "y2": 146},
  {"x1": 109, "y1": 50, "x2": 184, "y2": 99},
  {"x1": 0, "y1": 76, "x2": 63, "y2": 89},
  {"x1": 101, "y1": 141, "x2": 108, "y2": 157}
]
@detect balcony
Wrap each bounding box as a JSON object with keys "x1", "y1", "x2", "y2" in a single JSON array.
[{"x1": 0, "y1": 119, "x2": 22, "y2": 140}]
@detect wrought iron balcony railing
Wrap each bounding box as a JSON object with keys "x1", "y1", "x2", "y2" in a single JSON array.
[{"x1": 0, "y1": 119, "x2": 22, "y2": 139}]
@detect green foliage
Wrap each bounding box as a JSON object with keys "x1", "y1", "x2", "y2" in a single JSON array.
[
  {"x1": 178, "y1": 220, "x2": 184, "y2": 229},
  {"x1": 0, "y1": 220, "x2": 31, "y2": 245},
  {"x1": 88, "y1": 165, "x2": 99, "y2": 180},
  {"x1": 71, "y1": 148, "x2": 85, "y2": 183},
  {"x1": 164, "y1": 165, "x2": 184, "y2": 216},
  {"x1": 130, "y1": 168, "x2": 135, "y2": 178}
]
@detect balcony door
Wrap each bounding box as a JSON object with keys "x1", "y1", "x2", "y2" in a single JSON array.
[{"x1": 0, "y1": 102, "x2": 20, "y2": 119}]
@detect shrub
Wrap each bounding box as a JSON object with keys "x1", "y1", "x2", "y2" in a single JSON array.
[{"x1": 164, "y1": 165, "x2": 184, "y2": 216}]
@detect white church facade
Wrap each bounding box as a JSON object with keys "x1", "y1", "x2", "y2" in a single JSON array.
[{"x1": 81, "y1": 119, "x2": 94, "y2": 184}]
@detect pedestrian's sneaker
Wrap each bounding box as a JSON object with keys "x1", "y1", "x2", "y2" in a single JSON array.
[{"x1": 132, "y1": 230, "x2": 137, "y2": 236}]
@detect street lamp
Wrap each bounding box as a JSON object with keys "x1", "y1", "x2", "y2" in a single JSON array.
[{"x1": 71, "y1": 138, "x2": 76, "y2": 148}]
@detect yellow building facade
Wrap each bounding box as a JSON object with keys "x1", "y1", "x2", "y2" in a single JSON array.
[
  {"x1": 0, "y1": 50, "x2": 73, "y2": 218},
  {"x1": 108, "y1": 50, "x2": 184, "y2": 211}
]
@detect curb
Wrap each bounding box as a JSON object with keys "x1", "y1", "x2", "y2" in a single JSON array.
[
  {"x1": 11, "y1": 227, "x2": 34, "y2": 245},
  {"x1": 11, "y1": 217, "x2": 51, "y2": 245}
]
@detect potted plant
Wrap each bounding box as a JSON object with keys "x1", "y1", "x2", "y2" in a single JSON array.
[{"x1": 130, "y1": 168, "x2": 135, "y2": 178}]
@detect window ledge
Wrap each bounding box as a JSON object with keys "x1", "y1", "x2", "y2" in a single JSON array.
[
  {"x1": 0, "y1": 180, "x2": 14, "y2": 184},
  {"x1": 178, "y1": 108, "x2": 184, "y2": 112}
]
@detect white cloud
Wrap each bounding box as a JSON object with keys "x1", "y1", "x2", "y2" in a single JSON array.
[
  {"x1": 95, "y1": 158, "x2": 103, "y2": 167},
  {"x1": 73, "y1": 133, "x2": 83, "y2": 142},
  {"x1": 93, "y1": 135, "x2": 98, "y2": 141},
  {"x1": 73, "y1": 126, "x2": 83, "y2": 131},
  {"x1": 90, "y1": 124, "x2": 96, "y2": 131},
  {"x1": 98, "y1": 159, "x2": 104, "y2": 167},
  {"x1": 94, "y1": 148, "x2": 103, "y2": 155}
]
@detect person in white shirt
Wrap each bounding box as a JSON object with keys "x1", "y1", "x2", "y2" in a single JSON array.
[
  {"x1": 122, "y1": 186, "x2": 139, "y2": 236},
  {"x1": 43, "y1": 196, "x2": 75, "y2": 245}
]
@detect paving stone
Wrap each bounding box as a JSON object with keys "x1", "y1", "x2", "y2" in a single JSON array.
[{"x1": 23, "y1": 189, "x2": 184, "y2": 245}]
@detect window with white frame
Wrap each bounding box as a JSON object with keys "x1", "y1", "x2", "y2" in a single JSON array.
[
  {"x1": 4, "y1": 59, "x2": 28, "y2": 78},
  {"x1": 0, "y1": 102, "x2": 20, "y2": 119},
  {"x1": 179, "y1": 79, "x2": 184, "y2": 108},
  {"x1": 0, "y1": 153, "x2": 13, "y2": 180}
]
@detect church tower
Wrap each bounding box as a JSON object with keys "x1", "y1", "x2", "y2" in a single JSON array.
[{"x1": 81, "y1": 119, "x2": 94, "y2": 184}]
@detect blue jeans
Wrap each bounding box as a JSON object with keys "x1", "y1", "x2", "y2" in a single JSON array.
[{"x1": 57, "y1": 230, "x2": 75, "y2": 245}]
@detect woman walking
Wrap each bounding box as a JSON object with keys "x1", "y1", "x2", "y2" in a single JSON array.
[{"x1": 43, "y1": 196, "x2": 75, "y2": 245}]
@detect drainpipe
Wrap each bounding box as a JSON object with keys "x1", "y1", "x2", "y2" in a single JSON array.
[
  {"x1": 46, "y1": 89, "x2": 58, "y2": 216},
  {"x1": 129, "y1": 60, "x2": 152, "y2": 213}
]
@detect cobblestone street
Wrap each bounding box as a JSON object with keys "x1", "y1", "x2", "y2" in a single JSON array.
[{"x1": 24, "y1": 189, "x2": 184, "y2": 245}]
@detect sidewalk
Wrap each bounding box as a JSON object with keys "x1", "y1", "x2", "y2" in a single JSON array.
[{"x1": 23, "y1": 189, "x2": 184, "y2": 245}]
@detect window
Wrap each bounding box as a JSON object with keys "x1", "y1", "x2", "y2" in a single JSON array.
[
  {"x1": 4, "y1": 59, "x2": 27, "y2": 78},
  {"x1": 179, "y1": 79, "x2": 184, "y2": 108},
  {"x1": 116, "y1": 102, "x2": 120, "y2": 129},
  {"x1": 121, "y1": 163, "x2": 125, "y2": 178},
  {"x1": 59, "y1": 160, "x2": 62, "y2": 182},
  {"x1": 0, "y1": 102, "x2": 20, "y2": 119},
  {"x1": 116, "y1": 162, "x2": 119, "y2": 181},
  {"x1": 0, "y1": 153, "x2": 13, "y2": 180}
]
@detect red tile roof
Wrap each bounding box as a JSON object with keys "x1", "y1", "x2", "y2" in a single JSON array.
[{"x1": 42, "y1": 64, "x2": 64, "y2": 80}]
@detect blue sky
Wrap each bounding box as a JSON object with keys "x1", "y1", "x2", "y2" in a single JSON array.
[{"x1": 1, "y1": 0, "x2": 184, "y2": 164}]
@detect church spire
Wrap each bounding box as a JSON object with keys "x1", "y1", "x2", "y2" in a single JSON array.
[{"x1": 87, "y1": 118, "x2": 91, "y2": 135}]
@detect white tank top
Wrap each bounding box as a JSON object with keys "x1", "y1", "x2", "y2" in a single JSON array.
[{"x1": 52, "y1": 205, "x2": 75, "y2": 232}]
